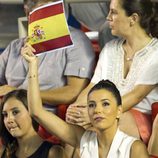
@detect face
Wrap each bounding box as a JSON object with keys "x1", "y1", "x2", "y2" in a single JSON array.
[
  {"x1": 2, "y1": 97, "x2": 33, "y2": 138},
  {"x1": 106, "y1": 0, "x2": 131, "y2": 37},
  {"x1": 88, "y1": 89, "x2": 121, "y2": 131}
]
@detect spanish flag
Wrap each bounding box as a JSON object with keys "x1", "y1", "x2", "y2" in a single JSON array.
[{"x1": 28, "y1": 0, "x2": 73, "y2": 54}]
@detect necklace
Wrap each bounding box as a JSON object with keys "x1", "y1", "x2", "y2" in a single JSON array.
[
  {"x1": 124, "y1": 51, "x2": 134, "y2": 61},
  {"x1": 125, "y1": 56, "x2": 133, "y2": 61}
]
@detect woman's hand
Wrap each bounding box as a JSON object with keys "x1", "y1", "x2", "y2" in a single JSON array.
[
  {"x1": 0, "y1": 85, "x2": 16, "y2": 96},
  {"x1": 66, "y1": 102, "x2": 92, "y2": 129},
  {"x1": 21, "y1": 43, "x2": 37, "y2": 64}
]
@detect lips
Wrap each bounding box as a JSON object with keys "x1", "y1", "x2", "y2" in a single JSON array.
[
  {"x1": 8, "y1": 126, "x2": 18, "y2": 131},
  {"x1": 94, "y1": 116, "x2": 104, "y2": 122}
]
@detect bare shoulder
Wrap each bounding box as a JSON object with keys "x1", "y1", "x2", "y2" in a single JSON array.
[
  {"x1": 48, "y1": 145, "x2": 67, "y2": 158},
  {"x1": 130, "y1": 140, "x2": 149, "y2": 158}
]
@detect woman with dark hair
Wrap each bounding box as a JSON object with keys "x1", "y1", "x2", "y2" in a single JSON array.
[
  {"x1": 66, "y1": 0, "x2": 158, "y2": 156},
  {"x1": 0, "y1": 89, "x2": 67, "y2": 158}
]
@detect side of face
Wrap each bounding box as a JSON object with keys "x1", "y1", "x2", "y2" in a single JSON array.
[
  {"x1": 2, "y1": 97, "x2": 33, "y2": 138},
  {"x1": 107, "y1": 0, "x2": 131, "y2": 37},
  {"x1": 88, "y1": 89, "x2": 122, "y2": 131}
]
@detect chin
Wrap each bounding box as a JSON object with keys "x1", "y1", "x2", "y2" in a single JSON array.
[
  {"x1": 94, "y1": 123, "x2": 107, "y2": 130},
  {"x1": 11, "y1": 133, "x2": 21, "y2": 138},
  {"x1": 111, "y1": 30, "x2": 118, "y2": 36},
  {"x1": 111, "y1": 29, "x2": 122, "y2": 36},
  {"x1": 10, "y1": 131, "x2": 22, "y2": 138}
]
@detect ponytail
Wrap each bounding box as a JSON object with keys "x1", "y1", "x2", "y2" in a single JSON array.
[{"x1": 150, "y1": 3, "x2": 158, "y2": 38}]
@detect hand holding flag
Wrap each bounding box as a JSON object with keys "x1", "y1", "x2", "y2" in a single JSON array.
[{"x1": 28, "y1": 0, "x2": 73, "y2": 55}]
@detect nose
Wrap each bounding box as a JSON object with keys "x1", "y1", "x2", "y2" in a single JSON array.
[
  {"x1": 106, "y1": 11, "x2": 112, "y2": 21},
  {"x1": 6, "y1": 113, "x2": 14, "y2": 124},
  {"x1": 94, "y1": 104, "x2": 102, "y2": 114}
]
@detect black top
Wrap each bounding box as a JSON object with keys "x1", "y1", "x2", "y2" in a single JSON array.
[{"x1": 2, "y1": 141, "x2": 53, "y2": 158}]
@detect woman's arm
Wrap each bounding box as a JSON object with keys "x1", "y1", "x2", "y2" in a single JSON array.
[
  {"x1": 21, "y1": 43, "x2": 85, "y2": 147},
  {"x1": 122, "y1": 84, "x2": 155, "y2": 112},
  {"x1": 130, "y1": 140, "x2": 149, "y2": 158},
  {"x1": 48, "y1": 145, "x2": 68, "y2": 158},
  {"x1": 148, "y1": 114, "x2": 158, "y2": 156}
]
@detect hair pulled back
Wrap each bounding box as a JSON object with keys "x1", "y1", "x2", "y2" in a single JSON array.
[{"x1": 121, "y1": 0, "x2": 158, "y2": 38}]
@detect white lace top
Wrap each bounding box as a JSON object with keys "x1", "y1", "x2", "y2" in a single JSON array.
[{"x1": 91, "y1": 38, "x2": 158, "y2": 113}]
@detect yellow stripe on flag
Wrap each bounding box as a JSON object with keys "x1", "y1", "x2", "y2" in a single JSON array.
[{"x1": 29, "y1": 13, "x2": 69, "y2": 45}]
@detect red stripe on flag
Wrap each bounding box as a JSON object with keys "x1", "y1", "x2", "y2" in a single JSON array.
[
  {"x1": 29, "y1": 3, "x2": 64, "y2": 24},
  {"x1": 32, "y1": 35, "x2": 73, "y2": 54}
]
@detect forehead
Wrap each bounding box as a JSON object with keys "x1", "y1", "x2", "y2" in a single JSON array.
[
  {"x1": 88, "y1": 89, "x2": 116, "y2": 102},
  {"x1": 3, "y1": 98, "x2": 26, "y2": 111},
  {"x1": 110, "y1": 0, "x2": 122, "y2": 9}
]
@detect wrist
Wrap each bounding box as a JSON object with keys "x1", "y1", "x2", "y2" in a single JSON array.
[
  {"x1": 29, "y1": 59, "x2": 37, "y2": 65},
  {"x1": 28, "y1": 74, "x2": 37, "y2": 79}
]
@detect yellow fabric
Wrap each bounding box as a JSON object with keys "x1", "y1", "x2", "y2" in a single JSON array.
[{"x1": 29, "y1": 13, "x2": 69, "y2": 45}]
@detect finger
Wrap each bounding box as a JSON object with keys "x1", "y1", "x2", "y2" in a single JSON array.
[
  {"x1": 67, "y1": 113, "x2": 81, "y2": 118},
  {"x1": 21, "y1": 47, "x2": 36, "y2": 58},
  {"x1": 66, "y1": 115, "x2": 81, "y2": 123},
  {"x1": 67, "y1": 108, "x2": 80, "y2": 114},
  {"x1": 66, "y1": 118, "x2": 76, "y2": 124},
  {"x1": 24, "y1": 36, "x2": 30, "y2": 44},
  {"x1": 77, "y1": 108, "x2": 88, "y2": 117},
  {"x1": 77, "y1": 121, "x2": 91, "y2": 127},
  {"x1": 25, "y1": 43, "x2": 36, "y2": 53},
  {"x1": 76, "y1": 104, "x2": 87, "y2": 108},
  {"x1": 68, "y1": 103, "x2": 79, "y2": 109}
]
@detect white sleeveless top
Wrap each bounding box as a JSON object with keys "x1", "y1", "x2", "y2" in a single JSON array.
[{"x1": 80, "y1": 129, "x2": 137, "y2": 158}]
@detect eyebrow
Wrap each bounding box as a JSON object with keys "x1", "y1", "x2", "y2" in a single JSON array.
[
  {"x1": 110, "y1": 8, "x2": 118, "y2": 12},
  {"x1": 88, "y1": 99, "x2": 110, "y2": 103},
  {"x1": 2, "y1": 107, "x2": 19, "y2": 113}
]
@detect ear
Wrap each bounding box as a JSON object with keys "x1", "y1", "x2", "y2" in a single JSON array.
[
  {"x1": 129, "y1": 13, "x2": 139, "y2": 27},
  {"x1": 116, "y1": 106, "x2": 122, "y2": 119}
]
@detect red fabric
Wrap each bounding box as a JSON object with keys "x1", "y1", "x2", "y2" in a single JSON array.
[
  {"x1": 130, "y1": 109, "x2": 152, "y2": 145},
  {"x1": 29, "y1": 3, "x2": 64, "y2": 23},
  {"x1": 150, "y1": 156, "x2": 158, "y2": 158},
  {"x1": 57, "y1": 104, "x2": 68, "y2": 120},
  {"x1": 152, "y1": 102, "x2": 158, "y2": 122},
  {"x1": 33, "y1": 35, "x2": 73, "y2": 55},
  {"x1": 38, "y1": 126, "x2": 61, "y2": 144}
]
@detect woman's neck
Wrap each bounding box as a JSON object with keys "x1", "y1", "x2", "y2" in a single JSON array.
[
  {"x1": 97, "y1": 122, "x2": 118, "y2": 157},
  {"x1": 123, "y1": 27, "x2": 152, "y2": 56},
  {"x1": 17, "y1": 131, "x2": 43, "y2": 157}
]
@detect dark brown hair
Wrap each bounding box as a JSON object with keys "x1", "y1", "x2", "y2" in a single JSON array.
[
  {"x1": 88, "y1": 80, "x2": 122, "y2": 106},
  {"x1": 0, "y1": 89, "x2": 39, "y2": 158},
  {"x1": 121, "y1": 0, "x2": 158, "y2": 38}
]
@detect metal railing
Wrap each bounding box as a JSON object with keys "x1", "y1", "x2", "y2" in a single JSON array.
[
  {"x1": 0, "y1": 0, "x2": 107, "y2": 4},
  {"x1": 0, "y1": 0, "x2": 157, "y2": 4}
]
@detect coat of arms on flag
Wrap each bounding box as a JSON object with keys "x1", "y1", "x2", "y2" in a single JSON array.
[{"x1": 28, "y1": 0, "x2": 73, "y2": 55}]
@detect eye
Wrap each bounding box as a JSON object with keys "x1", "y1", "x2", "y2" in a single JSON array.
[
  {"x1": 102, "y1": 102, "x2": 110, "y2": 107},
  {"x1": 88, "y1": 102, "x2": 96, "y2": 108},
  {"x1": 2, "y1": 112, "x2": 8, "y2": 118},
  {"x1": 110, "y1": 9, "x2": 117, "y2": 15},
  {"x1": 12, "y1": 110, "x2": 20, "y2": 116}
]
